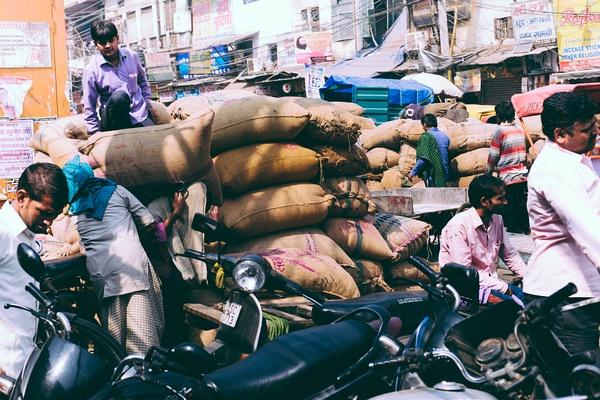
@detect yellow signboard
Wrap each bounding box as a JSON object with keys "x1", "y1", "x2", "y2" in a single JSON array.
[{"x1": 554, "y1": 0, "x2": 600, "y2": 71}]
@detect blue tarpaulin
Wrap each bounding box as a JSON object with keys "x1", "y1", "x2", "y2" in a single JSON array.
[{"x1": 320, "y1": 75, "x2": 434, "y2": 106}]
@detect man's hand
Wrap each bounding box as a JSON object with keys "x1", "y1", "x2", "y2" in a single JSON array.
[
  {"x1": 512, "y1": 276, "x2": 523, "y2": 287},
  {"x1": 505, "y1": 286, "x2": 513, "y2": 296},
  {"x1": 172, "y1": 192, "x2": 186, "y2": 219}
]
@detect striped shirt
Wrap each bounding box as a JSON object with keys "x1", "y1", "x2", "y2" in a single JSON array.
[{"x1": 487, "y1": 122, "x2": 528, "y2": 185}]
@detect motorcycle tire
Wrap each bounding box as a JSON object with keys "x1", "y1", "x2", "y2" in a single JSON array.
[{"x1": 65, "y1": 313, "x2": 128, "y2": 367}]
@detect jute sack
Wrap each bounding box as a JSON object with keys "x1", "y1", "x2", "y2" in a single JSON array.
[
  {"x1": 366, "y1": 180, "x2": 384, "y2": 191},
  {"x1": 381, "y1": 167, "x2": 410, "y2": 189},
  {"x1": 211, "y1": 96, "x2": 310, "y2": 154},
  {"x1": 396, "y1": 119, "x2": 428, "y2": 144},
  {"x1": 168, "y1": 90, "x2": 256, "y2": 120},
  {"x1": 323, "y1": 218, "x2": 395, "y2": 261},
  {"x1": 361, "y1": 119, "x2": 407, "y2": 150},
  {"x1": 423, "y1": 102, "x2": 466, "y2": 117},
  {"x1": 283, "y1": 97, "x2": 361, "y2": 145},
  {"x1": 457, "y1": 174, "x2": 480, "y2": 188},
  {"x1": 225, "y1": 227, "x2": 354, "y2": 266},
  {"x1": 213, "y1": 143, "x2": 319, "y2": 196},
  {"x1": 323, "y1": 176, "x2": 376, "y2": 217},
  {"x1": 528, "y1": 139, "x2": 546, "y2": 164},
  {"x1": 331, "y1": 102, "x2": 364, "y2": 116},
  {"x1": 81, "y1": 108, "x2": 217, "y2": 187},
  {"x1": 450, "y1": 147, "x2": 489, "y2": 177},
  {"x1": 366, "y1": 147, "x2": 400, "y2": 172},
  {"x1": 397, "y1": 142, "x2": 417, "y2": 176},
  {"x1": 520, "y1": 115, "x2": 546, "y2": 143},
  {"x1": 447, "y1": 123, "x2": 496, "y2": 154},
  {"x1": 352, "y1": 115, "x2": 376, "y2": 130},
  {"x1": 310, "y1": 144, "x2": 369, "y2": 177},
  {"x1": 150, "y1": 100, "x2": 172, "y2": 124},
  {"x1": 259, "y1": 248, "x2": 360, "y2": 299},
  {"x1": 29, "y1": 122, "x2": 81, "y2": 167},
  {"x1": 218, "y1": 183, "x2": 334, "y2": 238},
  {"x1": 47, "y1": 114, "x2": 89, "y2": 140},
  {"x1": 348, "y1": 259, "x2": 392, "y2": 294},
  {"x1": 367, "y1": 213, "x2": 431, "y2": 261},
  {"x1": 387, "y1": 260, "x2": 440, "y2": 284}
]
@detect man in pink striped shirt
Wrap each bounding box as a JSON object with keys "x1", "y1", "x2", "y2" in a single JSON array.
[
  {"x1": 487, "y1": 100, "x2": 529, "y2": 234},
  {"x1": 439, "y1": 174, "x2": 526, "y2": 305}
]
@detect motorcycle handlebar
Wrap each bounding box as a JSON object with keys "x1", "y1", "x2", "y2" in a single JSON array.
[
  {"x1": 25, "y1": 283, "x2": 53, "y2": 311},
  {"x1": 527, "y1": 282, "x2": 577, "y2": 321},
  {"x1": 407, "y1": 256, "x2": 439, "y2": 284}
]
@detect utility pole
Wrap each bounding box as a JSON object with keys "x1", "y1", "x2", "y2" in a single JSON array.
[
  {"x1": 353, "y1": 0, "x2": 362, "y2": 53},
  {"x1": 437, "y1": 0, "x2": 450, "y2": 57}
]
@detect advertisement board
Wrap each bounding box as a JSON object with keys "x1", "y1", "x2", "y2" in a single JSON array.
[
  {"x1": 294, "y1": 31, "x2": 333, "y2": 65},
  {"x1": 511, "y1": 0, "x2": 556, "y2": 43},
  {"x1": 554, "y1": 1, "x2": 600, "y2": 71}
]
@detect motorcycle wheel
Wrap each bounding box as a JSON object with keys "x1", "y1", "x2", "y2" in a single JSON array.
[{"x1": 66, "y1": 313, "x2": 128, "y2": 367}]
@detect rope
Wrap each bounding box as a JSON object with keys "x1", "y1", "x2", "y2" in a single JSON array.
[
  {"x1": 212, "y1": 262, "x2": 225, "y2": 289},
  {"x1": 263, "y1": 312, "x2": 290, "y2": 341}
]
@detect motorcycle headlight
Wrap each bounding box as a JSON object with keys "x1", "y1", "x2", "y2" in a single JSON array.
[{"x1": 232, "y1": 255, "x2": 267, "y2": 293}]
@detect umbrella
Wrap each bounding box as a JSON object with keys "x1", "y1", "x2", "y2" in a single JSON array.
[{"x1": 401, "y1": 72, "x2": 464, "y2": 98}]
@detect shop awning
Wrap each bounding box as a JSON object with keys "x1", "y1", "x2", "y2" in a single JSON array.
[
  {"x1": 462, "y1": 45, "x2": 555, "y2": 66},
  {"x1": 550, "y1": 68, "x2": 600, "y2": 82}
]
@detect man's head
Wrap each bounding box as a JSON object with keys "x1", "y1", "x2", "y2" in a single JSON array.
[
  {"x1": 495, "y1": 100, "x2": 515, "y2": 124},
  {"x1": 421, "y1": 113, "x2": 438, "y2": 130},
  {"x1": 468, "y1": 174, "x2": 507, "y2": 216},
  {"x1": 91, "y1": 20, "x2": 120, "y2": 60},
  {"x1": 13, "y1": 163, "x2": 68, "y2": 234},
  {"x1": 541, "y1": 92, "x2": 598, "y2": 154}
]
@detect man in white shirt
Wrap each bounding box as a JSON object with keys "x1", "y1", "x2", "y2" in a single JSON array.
[
  {"x1": 525, "y1": 91, "x2": 600, "y2": 354},
  {"x1": 0, "y1": 163, "x2": 68, "y2": 377}
]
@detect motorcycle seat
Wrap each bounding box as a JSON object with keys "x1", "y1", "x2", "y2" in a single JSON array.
[
  {"x1": 42, "y1": 254, "x2": 88, "y2": 287},
  {"x1": 312, "y1": 290, "x2": 432, "y2": 334},
  {"x1": 200, "y1": 319, "x2": 374, "y2": 400}
]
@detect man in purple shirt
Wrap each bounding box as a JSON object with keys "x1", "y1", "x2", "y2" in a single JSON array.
[{"x1": 83, "y1": 20, "x2": 156, "y2": 134}]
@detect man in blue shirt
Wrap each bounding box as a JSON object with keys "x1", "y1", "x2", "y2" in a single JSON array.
[{"x1": 408, "y1": 113, "x2": 450, "y2": 187}]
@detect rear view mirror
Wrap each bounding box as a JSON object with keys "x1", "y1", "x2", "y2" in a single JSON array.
[
  {"x1": 16, "y1": 243, "x2": 45, "y2": 282},
  {"x1": 441, "y1": 263, "x2": 480, "y2": 313},
  {"x1": 192, "y1": 213, "x2": 227, "y2": 242}
]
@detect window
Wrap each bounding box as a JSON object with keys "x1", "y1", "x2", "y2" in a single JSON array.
[
  {"x1": 494, "y1": 17, "x2": 514, "y2": 40},
  {"x1": 300, "y1": 6, "x2": 320, "y2": 31},
  {"x1": 269, "y1": 44, "x2": 277, "y2": 63}
]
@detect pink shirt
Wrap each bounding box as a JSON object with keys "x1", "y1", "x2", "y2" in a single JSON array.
[
  {"x1": 439, "y1": 207, "x2": 526, "y2": 299},
  {"x1": 524, "y1": 141, "x2": 600, "y2": 298}
]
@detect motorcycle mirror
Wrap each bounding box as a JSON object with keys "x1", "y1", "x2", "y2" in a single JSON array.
[
  {"x1": 441, "y1": 263, "x2": 480, "y2": 313},
  {"x1": 16, "y1": 243, "x2": 45, "y2": 282},
  {"x1": 192, "y1": 213, "x2": 227, "y2": 242}
]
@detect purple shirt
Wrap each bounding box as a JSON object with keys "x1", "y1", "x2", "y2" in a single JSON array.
[{"x1": 82, "y1": 47, "x2": 152, "y2": 133}]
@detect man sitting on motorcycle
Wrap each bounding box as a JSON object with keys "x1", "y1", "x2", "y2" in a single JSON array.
[
  {"x1": 0, "y1": 163, "x2": 68, "y2": 377},
  {"x1": 438, "y1": 174, "x2": 526, "y2": 306}
]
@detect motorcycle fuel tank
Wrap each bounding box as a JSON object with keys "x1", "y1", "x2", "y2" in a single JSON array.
[
  {"x1": 368, "y1": 382, "x2": 498, "y2": 400},
  {"x1": 12, "y1": 336, "x2": 111, "y2": 400}
]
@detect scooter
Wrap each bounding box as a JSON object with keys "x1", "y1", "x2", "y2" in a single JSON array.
[{"x1": 0, "y1": 243, "x2": 124, "y2": 400}]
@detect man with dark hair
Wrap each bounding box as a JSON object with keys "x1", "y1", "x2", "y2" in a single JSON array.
[
  {"x1": 0, "y1": 163, "x2": 68, "y2": 377},
  {"x1": 408, "y1": 113, "x2": 450, "y2": 187},
  {"x1": 439, "y1": 174, "x2": 526, "y2": 305},
  {"x1": 487, "y1": 100, "x2": 529, "y2": 233},
  {"x1": 524, "y1": 91, "x2": 600, "y2": 355},
  {"x1": 83, "y1": 20, "x2": 156, "y2": 134}
]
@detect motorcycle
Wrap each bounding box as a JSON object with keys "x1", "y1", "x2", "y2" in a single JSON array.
[
  {"x1": 368, "y1": 260, "x2": 600, "y2": 400},
  {"x1": 0, "y1": 243, "x2": 126, "y2": 400}
]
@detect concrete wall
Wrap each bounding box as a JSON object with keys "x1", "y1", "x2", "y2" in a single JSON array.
[{"x1": 453, "y1": 0, "x2": 516, "y2": 52}]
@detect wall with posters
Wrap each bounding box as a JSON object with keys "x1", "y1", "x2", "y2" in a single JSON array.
[
  {"x1": 511, "y1": 0, "x2": 556, "y2": 43},
  {"x1": 554, "y1": 0, "x2": 600, "y2": 72}
]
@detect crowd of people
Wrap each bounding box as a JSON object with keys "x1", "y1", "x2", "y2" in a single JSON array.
[{"x1": 0, "y1": 19, "x2": 598, "y2": 380}]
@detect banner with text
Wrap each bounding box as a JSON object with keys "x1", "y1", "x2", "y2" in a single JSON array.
[
  {"x1": 0, "y1": 120, "x2": 33, "y2": 178},
  {"x1": 191, "y1": 0, "x2": 234, "y2": 50},
  {"x1": 0, "y1": 21, "x2": 51, "y2": 68},
  {"x1": 554, "y1": 0, "x2": 600, "y2": 71},
  {"x1": 294, "y1": 31, "x2": 334, "y2": 65},
  {"x1": 511, "y1": 0, "x2": 556, "y2": 43}
]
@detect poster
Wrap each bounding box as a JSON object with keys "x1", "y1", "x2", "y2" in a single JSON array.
[
  {"x1": 454, "y1": 69, "x2": 481, "y2": 93},
  {"x1": 0, "y1": 76, "x2": 32, "y2": 119},
  {"x1": 511, "y1": 0, "x2": 556, "y2": 43},
  {"x1": 554, "y1": 0, "x2": 600, "y2": 71},
  {"x1": 305, "y1": 65, "x2": 325, "y2": 99},
  {"x1": 294, "y1": 31, "x2": 334, "y2": 65},
  {"x1": 0, "y1": 21, "x2": 51, "y2": 68},
  {"x1": 191, "y1": 0, "x2": 234, "y2": 50},
  {"x1": 0, "y1": 120, "x2": 34, "y2": 178}
]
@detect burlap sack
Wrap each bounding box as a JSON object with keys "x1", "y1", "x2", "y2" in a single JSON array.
[
  {"x1": 352, "y1": 115, "x2": 376, "y2": 130},
  {"x1": 150, "y1": 100, "x2": 172, "y2": 124},
  {"x1": 44, "y1": 213, "x2": 81, "y2": 258},
  {"x1": 366, "y1": 180, "x2": 384, "y2": 192},
  {"x1": 447, "y1": 123, "x2": 497, "y2": 154},
  {"x1": 81, "y1": 109, "x2": 219, "y2": 195},
  {"x1": 331, "y1": 101, "x2": 364, "y2": 116},
  {"x1": 367, "y1": 213, "x2": 431, "y2": 261},
  {"x1": 347, "y1": 259, "x2": 392, "y2": 294},
  {"x1": 168, "y1": 89, "x2": 256, "y2": 120},
  {"x1": 397, "y1": 142, "x2": 417, "y2": 176},
  {"x1": 457, "y1": 174, "x2": 480, "y2": 188},
  {"x1": 52, "y1": 114, "x2": 89, "y2": 140},
  {"x1": 310, "y1": 144, "x2": 369, "y2": 177},
  {"x1": 29, "y1": 122, "x2": 81, "y2": 167},
  {"x1": 396, "y1": 119, "x2": 428, "y2": 144},
  {"x1": 214, "y1": 143, "x2": 319, "y2": 196},
  {"x1": 259, "y1": 248, "x2": 359, "y2": 299},
  {"x1": 323, "y1": 176, "x2": 376, "y2": 217},
  {"x1": 520, "y1": 115, "x2": 547, "y2": 143},
  {"x1": 423, "y1": 102, "x2": 466, "y2": 117},
  {"x1": 219, "y1": 183, "x2": 334, "y2": 238},
  {"x1": 381, "y1": 167, "x2": 410, "y2": 189},
  {"x1": 283, "y1": 97, "x2": 361, "y2": 146},
  {"x1": 387, "y1": 260, "x2": 440, "y2": 284},
  {"x1": 361, "y1": 119, "x2": 407, "y2": 150},
  {"x1": 211, "y1": 96, "x2": 310, "y2": 154},
  {"x1": 225, "y1": 227, "x2": 354, "y2": 266},
  {"x1": 323, "y1": 218, "x2": 395, "y2": 261},
  {"x1": 528, "y1": 139, "x2": 546, "y2": 164},
  {"x1": 366, "y1": 147, "x2": 400, "y2": 172},
  {"x1": 450, "y1": 147, "x2": 489, "y2": 177}
]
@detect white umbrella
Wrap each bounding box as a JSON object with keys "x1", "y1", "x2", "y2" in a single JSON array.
[{"x1": 401, "y1": 72, "x2": 464, "y2": 98}]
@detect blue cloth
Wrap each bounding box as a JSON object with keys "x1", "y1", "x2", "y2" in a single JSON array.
[
  {"x1": 410, "y1": 127, "x2": 450, "y2": 180},
  {"x1": 63, "y1": 156, "x2": 117, "y2": 221}
]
